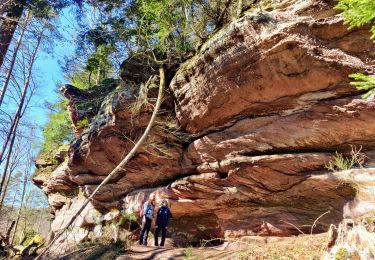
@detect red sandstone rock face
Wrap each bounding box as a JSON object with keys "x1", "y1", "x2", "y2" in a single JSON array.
[
  {"x1": 186, "y1": 97, "x2": 375, "y2": 164},
  {"x1": 146, "y1": 0, "x2": 375, "y2": 242},
  {"x1": 49, "y1": 86, "x2": 183, "y2": 210},
  {"x1": 123, "y1": 154, "x2": 358, "y2": 242},
  {"x1": 34, "y1": 0, "x2": 375, "y2": 250},
  {"x1": 170, "y1": 1, "x2": 375, "y2": 134}
]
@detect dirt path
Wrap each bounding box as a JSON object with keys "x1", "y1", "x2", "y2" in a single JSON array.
[
  {"x1": 116, "y1": 233, "x2": 329, "y2": 260},
  {"x1": 116, "y1": 244, "x2": 238, "y2": 260}
]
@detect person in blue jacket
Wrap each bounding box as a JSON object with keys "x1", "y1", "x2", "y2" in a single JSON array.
[
  {"x1": 139, "y1": 194, "x2": 156, "y2": 245},
  {"x1": 154, "y1": 199, "x2": 172, "y2": 247}
]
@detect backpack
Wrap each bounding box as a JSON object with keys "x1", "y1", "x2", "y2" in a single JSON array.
[
  {"x1": 140, "y1": 202, "x2": 153, "y2": 218},
  {"x1": 156, "y1": 206, "x2": 170, "y2": 227}
]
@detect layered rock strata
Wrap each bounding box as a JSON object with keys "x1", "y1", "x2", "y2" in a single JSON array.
[{"x1": 34, "y1": 0, "x2": 375, "y2": 250}]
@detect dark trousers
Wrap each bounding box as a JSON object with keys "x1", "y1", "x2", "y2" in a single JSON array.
[
  {"x1": 154, "y1": 225, "x2": 167, "y2": 246},
  {"x1": 139, "y1": 218, "x2": 152, "y2": 245}
]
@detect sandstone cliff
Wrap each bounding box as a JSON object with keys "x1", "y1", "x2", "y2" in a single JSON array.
[{"x1": 33, "y1": 0, "x2": 375, "y2": 253}]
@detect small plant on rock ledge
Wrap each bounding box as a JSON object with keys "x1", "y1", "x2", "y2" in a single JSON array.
[
  {"x1": 326, "y1": 146, "x2": 366, "y2": 172},
  {"x1": 75, "y1": 117, "x2": 90, "y2": 129}
]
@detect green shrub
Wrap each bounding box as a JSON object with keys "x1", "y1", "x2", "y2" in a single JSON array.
[
  {"x1": 326, "y1": 146, "x2": 366, "y2": 172},
  {"x1": 184, "y1": 246, "x2": 194, "y2": 260},
  {"x1": 41, "y1": 100, "x2": 73, "y2": 155},
  {"x1": 21, "y1": 230, "x2": 42, "y2": 246},
  {"x1": 334, "y1": 247, "x2": 350, "y2": 260},
  {"x1": 326, "y1": 152, "x2": 356, "y2": 172},
  {"x1": 76, "y1": 117, "x2": 90, "y2": 129}
]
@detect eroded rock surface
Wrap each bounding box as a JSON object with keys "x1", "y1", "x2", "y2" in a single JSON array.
[
  {"x1": 171, "y1": 0, "x2": 375, "y2": 134},
  {"x1": 34, "y1": 0, "x2": 375, "y2": 251}
]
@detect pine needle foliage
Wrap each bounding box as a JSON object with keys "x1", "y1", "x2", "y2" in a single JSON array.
[
  {"x1": 336, "y1": 0, "x2": 375, "y2": 41},
  {"x1": 349, "y1": 73, "x2": 375, "y2": 99},
  {"x1": 336, "y1": 0, "x2": 375, "y2": 99}
]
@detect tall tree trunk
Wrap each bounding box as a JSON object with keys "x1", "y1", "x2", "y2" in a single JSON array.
[
  {"x1": 96, "y1": 62, "x2": 101, "y2": 85},
  {"x1": 10, "y1": 168, "x2": 27, "y2": 245},
  {"x1": 0, "y1": 0, "x2": 25, "y2": 69},
  {"x1": 0, "y1": 27, "x2": 43, "y2": 197},
  {"x1": 3, "y1": 220, "x2": 15, "y2": 245},
  {"x1": 0, "y1": 145, "x2": 18, "y2": 208},
  {"x1": 0, "y1": 116, "x2": 19, "y2": 202},
  {"x1": 0, "y1": 10, "x2": 29, "y2": 106},
  {"x1": 0, "y1": 115, "x2": 16, "y2": 164}
]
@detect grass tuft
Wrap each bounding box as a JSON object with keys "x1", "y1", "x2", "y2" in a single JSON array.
[{"x1": 326, "y1": 146, "x2": 366, "y2": 172}]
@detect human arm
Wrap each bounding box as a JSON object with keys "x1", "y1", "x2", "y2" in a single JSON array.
[
  {"x1": 141, "y1": 202, "x2": 147, "y2": 224},
  {"x1": 155, "y1": 208, "x2": 161, "y2": 228}
]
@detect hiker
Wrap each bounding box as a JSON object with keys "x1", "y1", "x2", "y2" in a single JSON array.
[
  {"x1": 154, "y1": 199, "x2": 172, "y2": 247},
  {"x1": 139, "y1": 194, "x2": 156, "y2": 245}
]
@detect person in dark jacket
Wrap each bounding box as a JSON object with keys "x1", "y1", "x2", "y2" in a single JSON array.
[
  {"x1": 154, "y1": 199, "x2": 172, "y2": 247},
  {"x1": 139, "y1": 194, "x2": 156, "y2": 245}
]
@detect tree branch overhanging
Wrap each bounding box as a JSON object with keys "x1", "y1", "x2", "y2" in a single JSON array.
[{"x1": 35, "y1": 65, "x2": 166, "y2": 260}]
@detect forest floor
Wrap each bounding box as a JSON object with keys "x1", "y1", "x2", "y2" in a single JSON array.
[
  {"x1": 114, "y1": 233, "x2": 328, "y2": 260},
  {"x1": 116, "y1": 244, "x2": 236, "y2": 260}
]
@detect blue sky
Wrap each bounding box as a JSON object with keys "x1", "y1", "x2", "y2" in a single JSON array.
[
  {"x1": 4, "y1": 8, "x2": 81, "y2": 208},
  {"x1": 29, "y1": 8, "x2": 78, "y2": 129}
]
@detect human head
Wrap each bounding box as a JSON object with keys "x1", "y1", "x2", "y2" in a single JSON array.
[
  {"x1": 148, "y1": 193, "x2": 156, "y2": 205},
  {"x1": 161, "y1": 199, "x2": 168, "y2": 206}
]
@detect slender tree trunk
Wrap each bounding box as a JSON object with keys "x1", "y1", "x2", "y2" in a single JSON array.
[
  {"x1": 4, "y1": 220, "x2": 15, "y2": 245},
  {"x1": 0, "y1": 169, "x2": 12, "y2": 206},
  {"x1": 0, "y1": 0, "x2": 25, "y2": 69},
  {"x1": 0, "y1": 169, "x2": 10, "y2": 206},
  {"x1": 0, "y1": 117, "x2": 15, "y2": 164},
  {"x1": 88, "y1": 70, "x2": 92, "y2": 86},
  {"x1": 0, "y1": 27, "x2": 43, "y2": 197},
  {"x1": 0, "y1": 10, "x2": 29, "y2": 106},
  {"x1": 10, "y1": 169, "x2": 27, "y2": 245},
  {"x1": 35, "y1": 65, "x2": 167, "y2": 260},
  {"x1": 0, "y1": 116, "x2": 19, "y2": 199},
  {"x1": 96, "y1": 62, "x2": 101, "y2": 85},
  {"x1": 237, "y1": 0, "x2": 243, "y2": 17},
  {"x1": 0, "y1": 147, "x2": 18, "y2": 208},
  {"x1": 215, "y1": 0, "x2": 232, "y2": 29}
]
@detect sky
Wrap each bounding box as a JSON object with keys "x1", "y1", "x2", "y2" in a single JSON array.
[
  {"x1": 0, "y1": 8, "x2": 80, "y2": 208},
  {"x1": 29, "y1": 7, "x2": 78, "y2": 129},
  {"x1": 2, "y1": 5, "x2": 122, "y2": 208}
]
